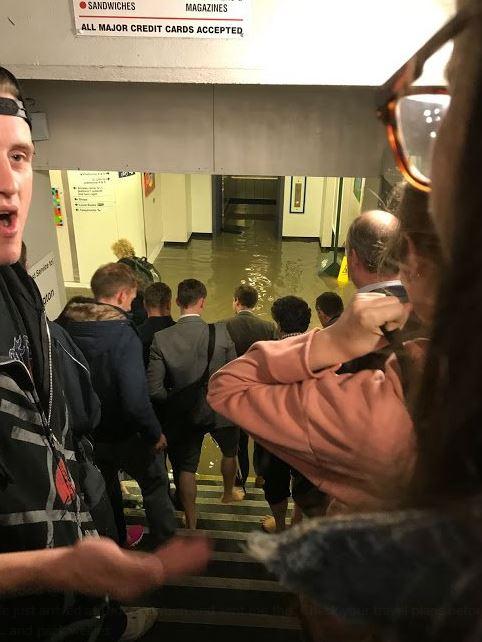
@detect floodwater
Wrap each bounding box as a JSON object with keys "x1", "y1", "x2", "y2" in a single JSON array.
[
  {"x1": 155, "y1": 218, "x2": 353, "y2": 327},
  {"x1": 66, "y1": 217, "x2": 355, "y2": 477}
]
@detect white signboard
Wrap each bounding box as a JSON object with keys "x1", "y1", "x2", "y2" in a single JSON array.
[
  {"x1": 29, "y1": 252, "x2": 63, "y2": 320},
  {"x1": 70, "y1": 171, "x2": 116, "y2": 215},
  {"x1": 72, "y1": 0, "x2": 249, "y2": 38}
]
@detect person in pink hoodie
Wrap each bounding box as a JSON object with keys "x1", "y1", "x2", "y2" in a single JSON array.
[
  {"x1": 208, "y1": 187, "x2": 439, "y2": 513},
  {"x1": 211, "y1": 4, "x2": 482, "y2": 641}
]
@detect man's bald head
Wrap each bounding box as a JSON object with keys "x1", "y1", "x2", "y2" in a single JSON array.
[{"x1": 346, "y1": 210, "x2": 399, "y2": 288}]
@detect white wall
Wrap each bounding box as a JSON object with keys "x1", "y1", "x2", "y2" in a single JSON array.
[
  {"x1": 61, "y1": 171, "x2": 146, "y2": 286},
  {"x1": 143, "y1": 173, "x2": 164, "y2": 263},
  {"x1": 3, "y1": 0, "x2": 454, "y2": 85},
  {"x1": 319, "y1": 178, "x2": 339, "y2": 247},
  {"x1": 24, "y1": 170, "x2": 66, "y2": 318},
  {"x1": 50, "y1": 169, "x2": 74, "y2": 282},
  {"x1": 160, "y1": 174, "x2": 192, "y2": 243},
  {"x1": 114, "y1": 173, "x2": 147, "y2": 252},
  {"x1": 282, "y1": 175, "x2": 364, "y2": 243},
  {"x1": 339, "y1": 178, "x2": 365, "y2": 244},
  {"x1": 282, "y1": 177, "x2": 324, "y2": 238},
  {"x1": 190, "y1": 175, "x2": 213, "y2": 234}
]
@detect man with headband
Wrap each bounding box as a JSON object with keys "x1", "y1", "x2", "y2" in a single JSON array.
[{"x1": 0, "y1": 66, "x2": 209, "y2": 641}]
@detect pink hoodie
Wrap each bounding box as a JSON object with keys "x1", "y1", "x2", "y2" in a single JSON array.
[{"x1": 208, "y1": 329, "x2": 423, "y2": 510}]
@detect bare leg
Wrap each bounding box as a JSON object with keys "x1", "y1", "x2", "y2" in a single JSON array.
[
  {"x1": 179, "y1": 471, "x2": 197, "y2": 529},
  {"x1": 221, "y1": 456, "x2": 245, "y2": 503},
  {"x1": 261, "y1": 498, "x2": 289, "y2": 533},
  {"x1": 291, "y1": 502, "x2": 303, "y2": 526}
]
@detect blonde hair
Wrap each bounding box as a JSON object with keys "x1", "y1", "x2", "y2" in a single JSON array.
[{"x1": 111, "y1": 238, "x2": 135, "y2": 259}]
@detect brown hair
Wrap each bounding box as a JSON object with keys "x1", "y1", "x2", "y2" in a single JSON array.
[
  {"x1": 144, "y1": 282, "x2": 172, "y2": 309},
  {"x1": 91, "y1": 263, "x2": 137, "y2": 300},
  {"x1": 387, "y1": 184, "x2": 442, "y2": 270},
  {"x1": 234, "y1": 284, "x2": 258, "y2": 309},
  {"x1": 0, "y1": 67, "x2": 22, "y2": 100},
  {"x1": 177, "y1": 279, "x2": 207, "y2": 308},
  {"x1": 409, "y1": 8, "x2": 482, "y2": 506}
]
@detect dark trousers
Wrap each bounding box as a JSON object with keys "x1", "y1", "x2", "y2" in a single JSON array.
[
  {"x1": 238, "y1": 430, "x2": 265, "y2": 484},
  {"x1": 263, "y1": 453, "x2": 292, "y2": 505},
  {"x1": 95, "y1": 434, "x2": 176, "y2": 546}
]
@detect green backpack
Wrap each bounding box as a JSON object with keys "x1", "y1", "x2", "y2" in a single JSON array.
[{"x1": 119, "y1": 256, "x2": 160, "y2": 287}]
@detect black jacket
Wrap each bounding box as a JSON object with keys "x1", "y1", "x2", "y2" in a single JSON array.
[
  {"x1": 138, "y1": 315, "x2": 175, "y2": 367},
  {"x1": 0, "y1": 265, "x2": 98, "y2": 639},
  {"x1": 49, "y1": 321, "x2": 101, "y2": 438},
  {"x1": 62, "y1": 301, "x2": 162, "y2": 444},
  {"x1": 0, "y1": 265, "x2": 95, "y2": 552}
]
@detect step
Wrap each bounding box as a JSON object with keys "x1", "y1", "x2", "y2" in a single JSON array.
[
  {"x1": 143, "y1": 621, "x2": 303, "y2": 642},
  {"x1": 178, "y1": 528, "x2": 250, "y2": 553},
  {"x1": 197, "y1": 486, "x2": 265, "y2": 502},
  {"x1": 124, "y1": 495, "x2": 272, "y2": 517},
  {"x1": 137, "y1": 576, "x2": 297, "y2": 615},
  {"x1": 135, "y1": 528, "x2": 251, "y2": 553},
  {"x1": 126, "y1": 508, "x2": 264, "y2": 533},
  {"x1": 155, "y1": 608, "x2": 300, "y2": 629},
  {"x1": 205, "y1": 552, "x2": 273, "y2": 581}
]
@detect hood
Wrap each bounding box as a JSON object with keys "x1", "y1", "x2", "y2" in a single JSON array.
[{"x1": 63, "y1": 302, "x2": 126, "y2": 322}]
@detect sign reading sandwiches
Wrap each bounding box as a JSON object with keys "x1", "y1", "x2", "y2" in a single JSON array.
[{"x1": 72, "y1": 0, "x2": 249, "y2": 38}]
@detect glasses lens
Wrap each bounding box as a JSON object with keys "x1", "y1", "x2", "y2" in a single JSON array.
[{"x1": 396, "y1": 93, "x2": 450, "y2": 183}]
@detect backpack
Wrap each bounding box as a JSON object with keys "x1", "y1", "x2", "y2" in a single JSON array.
[
  {"x1": 156, "y1": 324, "x2": 216, "y2": 435},
  {"x1": 119, "y1": 256, "x2": 160, "y2": 287}
]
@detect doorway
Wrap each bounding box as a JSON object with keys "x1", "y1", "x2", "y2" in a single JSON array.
[{"x1": 212, "y1": 175, "x2": 284, "y2": 238}]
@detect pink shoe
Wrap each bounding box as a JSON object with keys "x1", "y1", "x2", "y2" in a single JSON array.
[{"x1": 126, "y1": 525, "x2": 144, "y2": 548}]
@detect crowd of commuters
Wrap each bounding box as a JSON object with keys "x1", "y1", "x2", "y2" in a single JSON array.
[{"x1": 0, "y1": 1, "x2": 481, "y2": 639}]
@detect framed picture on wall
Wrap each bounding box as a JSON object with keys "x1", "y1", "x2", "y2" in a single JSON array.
[
  {"x1": 290, "y1": 176, "x2": 306, "y2": 213},
  {"x1": 143, "y1": 172, "x2": 155, "y2": 197}
]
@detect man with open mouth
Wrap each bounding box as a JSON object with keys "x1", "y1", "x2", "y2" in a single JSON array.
[{"x1": 0, "y1": 67, "x2": 210, "y2": 641}]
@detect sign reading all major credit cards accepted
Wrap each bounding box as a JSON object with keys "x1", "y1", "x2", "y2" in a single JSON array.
[{"x1": 72, "y1": 0, "x2": 249, "y2": 38}]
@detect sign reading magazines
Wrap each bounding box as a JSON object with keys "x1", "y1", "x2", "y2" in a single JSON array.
[{"x1": 73, "y1": 0, "x2": 249, "y2": 38}]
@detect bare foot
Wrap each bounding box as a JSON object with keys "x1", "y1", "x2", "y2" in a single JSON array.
[
  {"x1": 261, "y1": 515, "x2": 280, "y2": 533},
  {"x1": 221, "y1": 489, "x2": 245, "y2": 503}
]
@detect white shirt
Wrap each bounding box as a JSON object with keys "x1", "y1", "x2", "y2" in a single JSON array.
[{"x1": 179, "y1": 313, "x2": 201, "y2": 319}]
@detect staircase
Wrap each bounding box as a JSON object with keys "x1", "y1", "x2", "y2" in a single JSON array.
[{"x1": 123, "y1": 475, "x2": 303, "y2": 642}]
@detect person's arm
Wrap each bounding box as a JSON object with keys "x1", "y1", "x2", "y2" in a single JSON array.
[
  {"x1": 208, "y1": 295, "x2": 413, "y2": 496},
  {"x1": 0, "y1": 536, "x2": 210, "y2": 601},
  {"x1": 147, "y1": 335, "x2": 168, "y2": 404},
  {"x1": 224, "y1": 325, "x2": 237, "y2": 363},
  {"x1": 308, "y1": 293, "x2": 410, "y2": 371},
  {"x1": 117, "y1": 329, "x2": 162, "y2": 444}
]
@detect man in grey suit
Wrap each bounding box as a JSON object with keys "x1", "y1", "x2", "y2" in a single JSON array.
[
  {"x1": 148, "y1": 279, "x2": 241, "y2": 529},
  {"x1": 226, "y1": 284, "x2": 276, "y2": 488}
]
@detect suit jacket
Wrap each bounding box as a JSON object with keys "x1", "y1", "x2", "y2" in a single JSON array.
[
  {"x1": 148, "y1": 315, "x2": 236, "y2": 429},
  {"x1": 226, "y1": 310, "x2": 277, "y2": 357}
]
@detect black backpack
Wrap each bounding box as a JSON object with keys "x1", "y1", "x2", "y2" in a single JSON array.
[{"x1": 157, "y1": 324, "x2": 216, "y2": 435}]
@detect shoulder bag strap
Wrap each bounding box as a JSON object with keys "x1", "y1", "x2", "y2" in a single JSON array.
[{"x1": 201, "y1": 323, "x2": 216, "y2": 383}]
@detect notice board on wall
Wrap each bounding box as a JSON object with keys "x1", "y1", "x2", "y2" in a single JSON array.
[
  {"x1": 72, "y1": 0, "x2": 249, "y2": 38},
  {"x1": 29, "y1": 252, "x2": 62, "y2": 320}
]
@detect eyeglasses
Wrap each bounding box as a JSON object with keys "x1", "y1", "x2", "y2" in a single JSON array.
[{"x1": 376, "y1": 0, "x2": 482, "y2": 192}]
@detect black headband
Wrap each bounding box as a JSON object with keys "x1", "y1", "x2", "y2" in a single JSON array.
[{"x1": 0, "y1": 96, "x2": 31, "y2": 129}]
